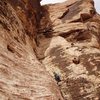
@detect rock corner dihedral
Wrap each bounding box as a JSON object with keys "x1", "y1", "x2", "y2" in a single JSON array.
[
  {"x1": 0, "y1": 0, "x2": 100, "y2": 100},
  {"x1": 0, "y1": 0, "x2": 63, "y2": 100}
]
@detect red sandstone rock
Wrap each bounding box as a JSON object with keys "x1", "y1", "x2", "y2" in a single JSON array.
[
  {"x1": 0, "y1": 0, "x2": 100, "y2": 100},
  {"x1": 0, "y1": 0, "x2": 63, "y2": 100},
  {"x1": 38, "y1": 0, "x2": 100, "y2": 99}
]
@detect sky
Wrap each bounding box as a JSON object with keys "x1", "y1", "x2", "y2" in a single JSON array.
[
  {"x1": 41, "y1": 0, "x2": 66, "y2": 4},
  {"x1": 41, "y1": 0, "x2": 100, "y2": 14},
  {"x1": 94, "y1": 0, "x2": 100, "y2": 14}
]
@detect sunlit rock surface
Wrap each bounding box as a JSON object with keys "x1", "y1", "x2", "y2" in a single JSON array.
[
  {"x1": 0, "y1": 0, "x2": 100, "y2": 100},
  {"x1": 37, "y1": 0, "x2": 100, "y2": 99}
]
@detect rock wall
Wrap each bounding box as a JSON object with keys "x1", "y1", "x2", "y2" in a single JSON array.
[
  {"x1": 0, "y1": 0, "x2": 63, "y2": 100},
  {"x1": 0, "y1": 0, "x2": 100, "y2": 100},
  {"x1": 37, "y1": 0, "x2": 100, "y2": 99}
]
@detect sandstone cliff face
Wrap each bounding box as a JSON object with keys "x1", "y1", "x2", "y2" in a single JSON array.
[
  {"x1": 0, "y1": 0, "x2": 63, "y2": 100},
  {"x1": 0, "y1": 0, "x2": 100, "y2": 100},
  {"x1": 37, "y1": 0, "x2": 100, "y2": 99}
]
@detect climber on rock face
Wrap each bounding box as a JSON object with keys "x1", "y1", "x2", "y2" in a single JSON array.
[
  {"x1": 53, "y1": 72, "x2": 61, "y2": 84},
  {"x1": 72, "y1": 57, "x2": 80, "y2": 64}
]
